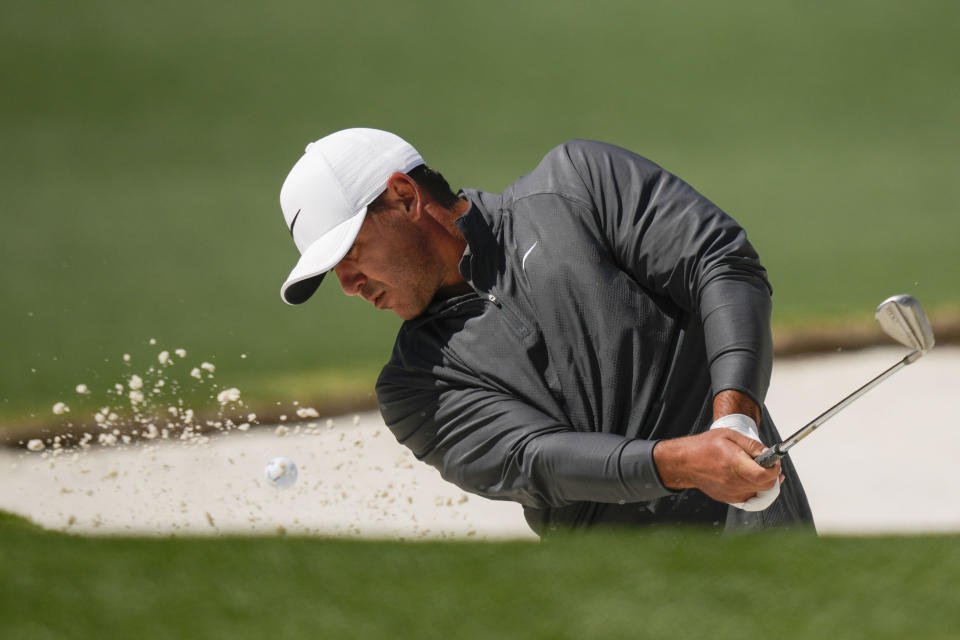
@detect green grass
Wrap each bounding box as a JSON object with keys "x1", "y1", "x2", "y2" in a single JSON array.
[
  {"x1": 2, "y1": 510, "x2": 959, "y2": 639},
  {"x1": 2, "y1": 0, "x2": 958, "y2": 422}
]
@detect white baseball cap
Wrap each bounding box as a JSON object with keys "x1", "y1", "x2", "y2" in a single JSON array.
[{"x1": 279, "y1": 128, "x2": 424, "y2": 305}]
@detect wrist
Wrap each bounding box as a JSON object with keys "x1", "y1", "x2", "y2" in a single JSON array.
[
  {"x1": 713, "y1": 389, "x2": 761, "y2": 424},
  {"x1": 652, "y1": 438, "x2": 692, "y2": 491}
]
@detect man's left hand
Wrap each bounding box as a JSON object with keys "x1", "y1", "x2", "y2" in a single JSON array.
[{"x1": 709, "y1": 413, "x2": 782, "y2": 511}]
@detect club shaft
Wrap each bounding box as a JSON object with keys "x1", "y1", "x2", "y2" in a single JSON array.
[{"x1": 776, "y1": 351, "x2": 916, "y2": 454}]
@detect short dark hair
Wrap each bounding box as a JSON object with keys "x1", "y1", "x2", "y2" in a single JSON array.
[{"x1": 367, "y1": 164, "x2": 459, "y2": 213}]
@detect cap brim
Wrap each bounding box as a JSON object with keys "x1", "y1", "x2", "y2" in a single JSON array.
[{"x1": 281, "y1": 208, "x2": 367, "y2": 305}]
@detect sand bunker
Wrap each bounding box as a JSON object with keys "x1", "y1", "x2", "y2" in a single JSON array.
[{"x1": 1, "y1": 346, "x2": 957, "y2": 538}]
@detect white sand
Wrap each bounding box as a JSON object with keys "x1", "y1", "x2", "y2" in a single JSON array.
[
  {"x1": 1, "y1": 346, "x2": 957, "y2": 538},
  {"x1": 0, "y1": 415, "x2": 530, "y2": 540},
  {"x1": 768, "y1": 345, "x2": 960, "y2": 533}
]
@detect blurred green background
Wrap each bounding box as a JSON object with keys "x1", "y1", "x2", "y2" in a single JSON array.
[{"x1": 2, "y1": 0, "x2": 958, "y2": 424}]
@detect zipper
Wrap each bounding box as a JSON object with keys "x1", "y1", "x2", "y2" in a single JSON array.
[
  {"x1": 433, "y1": 293, "x2": 485, "y2": 318},
  {"x1": 486, "y1": 293, "x2": 530, "y2": 338},
  {"x1": 415, "y1": 291, "x2": 531, "y2": 339}
]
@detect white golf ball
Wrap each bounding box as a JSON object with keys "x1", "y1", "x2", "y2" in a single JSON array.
[{"x1": 264, "y1": 457, "x2": 298, "y2": 489}]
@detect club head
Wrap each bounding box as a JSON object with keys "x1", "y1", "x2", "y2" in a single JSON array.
[{"x1": 875, "y1": 294, "x2": 936, "y2": 354}]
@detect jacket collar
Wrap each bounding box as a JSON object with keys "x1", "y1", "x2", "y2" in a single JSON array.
[{"x1": 454, "y1": 189, "x2": 503, "y2": 289}]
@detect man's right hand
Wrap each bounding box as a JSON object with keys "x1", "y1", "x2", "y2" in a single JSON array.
[{"x1": 652, "y1": 429, "x2": 783, "y2": 504}]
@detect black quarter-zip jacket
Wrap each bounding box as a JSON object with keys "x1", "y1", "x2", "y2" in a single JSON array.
[{"x1": 377, "y1": 139, "x2": 813, "y2": 535}]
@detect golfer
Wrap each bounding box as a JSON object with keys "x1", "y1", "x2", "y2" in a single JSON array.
[{"x1": 278, "y1": 128, "x2": 814, "y2": 534}]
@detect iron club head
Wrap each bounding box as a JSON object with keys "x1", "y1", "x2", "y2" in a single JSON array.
[
  {"x1": 759, "y1": 295, "x2": 936, "y2": 464},
  {"x1": 875, "y1": 294, "x2": 935, "y2": 354}
]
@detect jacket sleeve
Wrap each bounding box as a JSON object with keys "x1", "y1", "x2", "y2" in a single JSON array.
[
  {"x1": 559, "y1": 140, "x2": 774, "y2": 406},
  {"x1": 376, "y1": 365, "x2": 674, "y2": 509}
]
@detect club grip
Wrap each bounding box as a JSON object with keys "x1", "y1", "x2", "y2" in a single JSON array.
[{"x1": 754, "y1": 446, "x2": 783, "y2": 468}]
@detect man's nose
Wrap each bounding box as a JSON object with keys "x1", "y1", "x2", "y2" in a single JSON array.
[{"x1": 334, "y1": 262, "x2": 366, "y2": 296}]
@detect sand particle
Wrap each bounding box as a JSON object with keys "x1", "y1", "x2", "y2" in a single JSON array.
[{"x1": 217, "y1": 388, "x2": 241, "y2": 405}]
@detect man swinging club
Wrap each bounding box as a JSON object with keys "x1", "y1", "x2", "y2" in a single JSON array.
[{"x1": 277, "y1": 128, "x2": 813, "y2": 535}]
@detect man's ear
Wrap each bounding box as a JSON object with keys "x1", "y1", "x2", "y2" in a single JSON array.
[{"x1": 385, "y1": 172, "x2": 422, "y2": 219}]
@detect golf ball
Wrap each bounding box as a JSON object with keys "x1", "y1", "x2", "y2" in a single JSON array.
[{"x1": 264, "y1": 457, "x2": 298, "y2": 489}]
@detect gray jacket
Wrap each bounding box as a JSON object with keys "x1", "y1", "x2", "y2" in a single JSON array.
[{"x1": 377, "y1": 139, "x2": 812, "y2": 535}]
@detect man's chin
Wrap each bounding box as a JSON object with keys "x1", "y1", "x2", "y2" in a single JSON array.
[
  {"x1": 373, "y1": 291, "x2": 433, "y2": 320},
  {"x1": 393, "y1": 307, "x2": 420, "y2": 321},
  {"x1": 390, "y1": 299, "x2": 432, "y2": 321}
]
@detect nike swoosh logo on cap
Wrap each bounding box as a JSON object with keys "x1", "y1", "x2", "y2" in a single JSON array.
[{"x1": 288, "y1": 208, "x2": 301, "y2": 238}]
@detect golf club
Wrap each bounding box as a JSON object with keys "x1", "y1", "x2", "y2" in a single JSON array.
[{"x1": 754, "y1": 294, "x2": 935, "y2": 468}]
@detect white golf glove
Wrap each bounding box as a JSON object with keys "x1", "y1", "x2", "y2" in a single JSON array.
[{"x1": 709, "y1": 413, "x2": 781, "y2": 512}]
